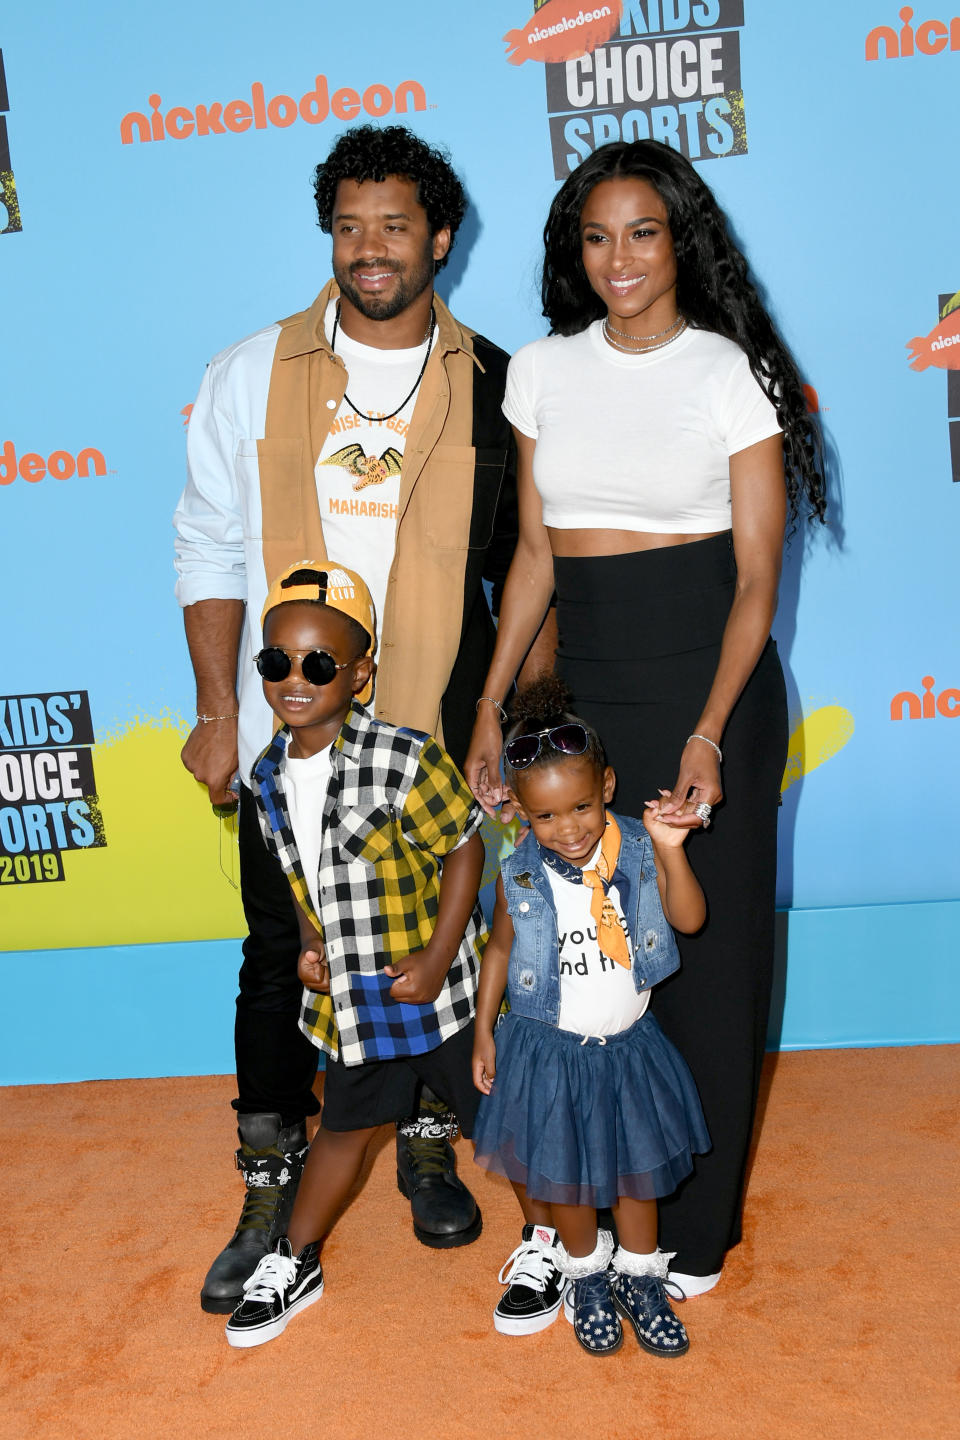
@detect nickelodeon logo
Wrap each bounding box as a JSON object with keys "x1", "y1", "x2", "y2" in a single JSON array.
[
  {"x1": 0, "y1": 441, "x2": 106, "y2": 485},
  {"x1": 866, "y1": 7, "x2": 960, "y2": 57},
  {"x1": 120, "y1": 73, "x2": 427, "y2": 145},
  {"x1": 890, "y1": 676, "x2": 960, "y2": 719}
]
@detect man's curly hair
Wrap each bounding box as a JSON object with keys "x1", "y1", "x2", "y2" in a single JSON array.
[{"x1": 313, "y1": 125, "x2": 466, "y2": 270}]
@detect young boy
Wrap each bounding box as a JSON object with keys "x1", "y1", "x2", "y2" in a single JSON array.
[{"x1": 225, "y1": 561, "x2": 486, "y2": 1348}]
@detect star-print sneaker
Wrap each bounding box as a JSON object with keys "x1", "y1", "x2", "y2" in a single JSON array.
[
  {"x1": 566, "y1": 1269, "x2": 623, "y2": 1355},
  {"x1": 612, "y1": 1271, "x2": 689, "y2": 1357}
]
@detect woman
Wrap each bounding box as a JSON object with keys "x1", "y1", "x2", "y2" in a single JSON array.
[{"x1": 465, "y1": 140, "x2": 825, "y2": 1295}]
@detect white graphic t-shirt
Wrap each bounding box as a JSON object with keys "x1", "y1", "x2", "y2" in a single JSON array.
[
  {"x1": 544, "y1": 843, "x2": 649, "y2": 1037},
  {"x1": 316, "y1": 301, "x2": 436, "y2": 650}
]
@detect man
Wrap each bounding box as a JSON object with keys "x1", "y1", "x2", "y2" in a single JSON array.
[{"x1": 174, "y1": 124, "x2": 548, "y2": 1314}]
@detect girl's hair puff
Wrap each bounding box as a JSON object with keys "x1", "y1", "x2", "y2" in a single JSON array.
[{"x1": 504, "y1": 676, "x2": 606, "y2": 782}]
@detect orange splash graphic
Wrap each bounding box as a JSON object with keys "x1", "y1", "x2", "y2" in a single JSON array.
[{"x1": 504, "y1": 0, "x2": 623, "y2": 66}]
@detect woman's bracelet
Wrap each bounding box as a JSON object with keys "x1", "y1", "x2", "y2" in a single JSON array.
[
  {"x1": 686, "y1": 732, "x2": 723, "y2": 763},
  {"x1": 197, "y1": 712, "x2": 239, "y2": 723},
  {"x1": 476, "y1": 696, "x2": 508, "y2": 723}
]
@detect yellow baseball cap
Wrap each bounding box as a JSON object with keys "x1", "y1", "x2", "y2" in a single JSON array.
[{"x1": 261, "y1": 561, "x2": 377, "y2": 703}]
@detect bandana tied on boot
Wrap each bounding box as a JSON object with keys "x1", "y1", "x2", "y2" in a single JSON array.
[{"x1": 540, "y1": 813, "x2": 631, "y2": 969}]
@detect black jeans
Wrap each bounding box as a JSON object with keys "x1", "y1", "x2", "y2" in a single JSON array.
[{"x1": 234, "y1": 783, "x2": 321, "y2": 1124}]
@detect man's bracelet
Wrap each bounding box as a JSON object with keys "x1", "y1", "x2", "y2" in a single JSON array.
[
  {"x1": 476, "y1": 696, "x2": 508, "y2": 723},
  {"x1": 197, "y1": 712, "x2": 239, "y2": 723},
  {"x1": 686, "y1": 733, "x2": 723, "y2": 763}
]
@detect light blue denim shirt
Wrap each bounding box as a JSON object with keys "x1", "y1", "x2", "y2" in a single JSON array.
[{"x1": 499, "y1": 812, "x2": 681, "y2": 1026}]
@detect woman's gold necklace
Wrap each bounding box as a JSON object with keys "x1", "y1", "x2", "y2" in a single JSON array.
[{"x1": 602, "y1": 314, "x2": 687, "y2": 354}]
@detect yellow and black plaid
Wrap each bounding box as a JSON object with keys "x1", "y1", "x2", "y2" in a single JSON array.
[{"x1": 252, "y1": 702, "x2": 485, "y2": 1066}]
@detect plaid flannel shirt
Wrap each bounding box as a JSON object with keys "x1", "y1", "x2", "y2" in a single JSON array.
[{"x1": 251, "y1": 701, "x2": 485, "y2": 1067}]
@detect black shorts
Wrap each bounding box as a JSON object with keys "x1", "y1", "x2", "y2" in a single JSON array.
[{"x1": 320, "y1": 1020, "x2": 480, "y2": 1137}]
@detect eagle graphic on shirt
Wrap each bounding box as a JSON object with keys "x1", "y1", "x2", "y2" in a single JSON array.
[{"x1": 321, "y1": 444, "x2": 403, "y2": 490}]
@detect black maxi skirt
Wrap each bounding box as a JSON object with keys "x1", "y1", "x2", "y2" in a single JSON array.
[{"x1": 554, "y1": 532, "x2": 788, "y2": 1276}]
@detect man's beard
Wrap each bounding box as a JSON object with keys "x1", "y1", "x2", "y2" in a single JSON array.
[{"x1": 334, "y1": 240, "x2": 435, "y2": 323}]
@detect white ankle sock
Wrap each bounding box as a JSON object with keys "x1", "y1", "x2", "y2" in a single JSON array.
[
  {"x1": 555, "y1": 1228, "x2": 615, "y2": 1279},
  {"x1": 613, "y1": 1246, "x2": 669, "y2": 1279}
]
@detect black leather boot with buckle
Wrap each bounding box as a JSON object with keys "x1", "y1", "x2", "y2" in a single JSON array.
[
  {"x1": 200, "y1": 1112, "x2": 309, "y2": 1314},
  {"x1": 395, "y1": 1088, "x2": 482, "y2": 1248}
]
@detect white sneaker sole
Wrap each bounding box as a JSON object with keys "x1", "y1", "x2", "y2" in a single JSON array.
[
  {"x1": 493, "y1": 1294, "x2": 564, "y2": 1336},
  {"x1": 225, "y1": 1278, "x2": 325, "y2": 1348},
  {"x1": 667, "y1": 1269, "x2": 721, "y2": 1298}
]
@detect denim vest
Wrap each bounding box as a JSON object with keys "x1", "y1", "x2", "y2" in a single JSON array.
[{"x1": 500, "y1": 813, "x2": 680, "y2": 1026}]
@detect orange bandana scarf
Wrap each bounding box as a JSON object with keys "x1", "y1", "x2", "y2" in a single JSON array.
[{"x1": 580, "y1": 814, "x2": 631, "y2": 970}]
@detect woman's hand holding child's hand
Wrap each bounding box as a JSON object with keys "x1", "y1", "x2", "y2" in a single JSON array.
[
  {"x1": 644, "y1": 796, "x2": 695, "y2": 849},
  {"x1": 657, "y1": 737, "x2": 723, "y2": 828},
  {"x1": 472, "y1": 1031, "x2": 497, "y2": 1094},
  {"x1": 298, "y1": 942, "x2": 329, "y2": 993}
]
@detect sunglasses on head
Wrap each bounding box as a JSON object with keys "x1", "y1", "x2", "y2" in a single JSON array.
[
  {"x1": 504, "y1": 723, "x2": 589, "y2": 770},
  {"x1": 254, "y1": 646, "x2": 359, "y2": 686}
]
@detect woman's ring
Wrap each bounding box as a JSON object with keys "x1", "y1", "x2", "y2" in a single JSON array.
[{"x1": 694, "y1": 802, "x2": 713, "y2": 828}]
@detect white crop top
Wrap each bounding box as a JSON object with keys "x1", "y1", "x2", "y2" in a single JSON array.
[{"x1": 502, "y1": 322, "x2": 781, "y2": 533}]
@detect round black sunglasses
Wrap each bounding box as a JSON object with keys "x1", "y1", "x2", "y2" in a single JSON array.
[{"x1": 254, "y1": 646, "x2": 360, "y2": 687}]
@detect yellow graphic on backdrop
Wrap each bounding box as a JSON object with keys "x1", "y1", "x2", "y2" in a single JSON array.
[
  {"x1": 4, "y1": 716, "x2": 245, "y2": 951},
  {"x1": 782, "y1": 704, "x2": 855, "y2": 793}
]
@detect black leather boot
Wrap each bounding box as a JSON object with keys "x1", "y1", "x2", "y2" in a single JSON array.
[
  {"x1": 200, "y1": 1113, "x2": 308, "y2": 1314},
  {"x1": 395, "y1": 1089, "x2": 481, "y2": 1249}
]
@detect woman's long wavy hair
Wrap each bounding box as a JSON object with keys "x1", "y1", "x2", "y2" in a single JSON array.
[{"x1": 542, "y1": 142, "x2": 826, "y2": 524}]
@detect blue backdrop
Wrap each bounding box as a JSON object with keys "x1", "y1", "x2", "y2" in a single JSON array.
[{"x1": 2, "y1": 0, "x2": 957, "y2": 1082}]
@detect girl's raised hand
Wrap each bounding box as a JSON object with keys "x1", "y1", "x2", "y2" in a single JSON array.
[{"x1": 644, "y1": 796, "x2": 694, "y2": 848}]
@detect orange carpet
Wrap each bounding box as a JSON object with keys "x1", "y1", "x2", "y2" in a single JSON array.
[{"x1": 3, "y1": 1046, "x2": 958, "y2": 1440}]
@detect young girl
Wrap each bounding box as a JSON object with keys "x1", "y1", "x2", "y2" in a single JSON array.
[{"x1": 472, "y1": 678, "x2": 709, "y2": 1357}]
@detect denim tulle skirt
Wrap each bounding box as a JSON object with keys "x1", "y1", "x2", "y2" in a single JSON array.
[{"x1": 472, "y1": 1010, "x2": 711, "y2": 1208}]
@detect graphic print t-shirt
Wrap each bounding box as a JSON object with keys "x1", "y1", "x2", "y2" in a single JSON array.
[
  {"x1": 544, "y1": 843, "x2": 649, "y2": 1037},
  {"x1": 316, "y1": 301, "x2": 436, "y2": 650}
]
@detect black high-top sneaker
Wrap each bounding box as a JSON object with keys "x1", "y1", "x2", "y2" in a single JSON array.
[
  {"x1": 200, "y1": 1113, "x2": 308, "y2": 1314},
  {"x1": 494, "y1": 1224, "x2": 565, "y2": 1334},
  {"x1": 225, "y1": 1237, "x2": 324, "y2": 1348}
]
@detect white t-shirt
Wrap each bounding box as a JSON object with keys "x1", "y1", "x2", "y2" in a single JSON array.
[
  {"x1": 545, "y1": 844, "x2": 649, "y2": 1037},
  {"x1": 283, "y1": 744, "x2": 333, "y2": 915},
  {"x1": 316, "y1": 301, "x2": 437, "y2": 645},
  {"x1": 502, "y1": 323, "x2": 781, "y2": 533}
]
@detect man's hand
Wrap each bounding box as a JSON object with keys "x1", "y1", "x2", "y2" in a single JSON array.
[
  {"x1": 298, "y1": 943, "x2": 329, "y2": 993},
  {"x1": 180, "y1": 717, "x2": 239, "y2": 807},
  {"x1": 384, "y1": 944, "x2": 451, "y2": 1004}
]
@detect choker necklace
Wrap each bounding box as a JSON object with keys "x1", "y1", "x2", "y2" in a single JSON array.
[
  {"x1": 604, "y1": 313, "x2": 683, "y2": 342},
  {"x1": 602, "y1": 315, "x2": 687, "y2": 355},
  {"x1": 331, "y1": 303, "x2": 436, "y2": 423}
]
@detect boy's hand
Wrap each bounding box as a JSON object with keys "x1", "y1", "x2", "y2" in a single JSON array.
[
  {"x1": 384, "y1": 944, "x2": 450, "y2": 1004},
  {"x1": 472, "y1": 1031, "x2": 497, "y2": 1094},
  {"x1": 644, "y1": 797, "x2": 694, "y2": 849},
  {"x1": 298, "y1": 943, "x2": 329, "y2": 993}
]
